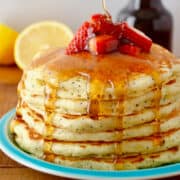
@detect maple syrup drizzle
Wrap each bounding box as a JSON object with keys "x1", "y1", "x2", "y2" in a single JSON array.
[
  {"x1": 151, "y1": 71, "x2": 163, "y2": 145},
  {"x1": 88, "y1": 79, "x2": 105, "y2": 119},
  {"x1": 43, "y1": 141, "x2": 53, "y2": 153},
  {"x1": 44, "y1": 154, "x2": 56, "y2": 162},
  {"x1": 113, "y1": 143, "x2": 123, "y2": 170},
  {"x1": 29, "y1": 130, "x2": 42, "y2": 140},
  {"x1": 108, "y1": 80, "x2": 123, "y2": 130},
  {"x1": 114, "y1": 74, "x2": 129, "y2": 169},
  {"x1": 89, "y1": 99, "x2": 100, "y2": 119},
  {"x1": 45, "y1": 125, "x2": 55, "y2": 140},
  {"x1": 44, "y1": 74, "x2": 58, "y2": 140}
]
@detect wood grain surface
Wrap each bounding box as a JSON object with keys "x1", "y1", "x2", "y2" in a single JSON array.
[{"x1": 0, "y1": 80, "x2": 179, "y2": 180}]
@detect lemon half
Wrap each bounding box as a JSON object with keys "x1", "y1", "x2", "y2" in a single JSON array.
[{"x1": 14, "y1": 21, "x2": 73, "y2": 70}]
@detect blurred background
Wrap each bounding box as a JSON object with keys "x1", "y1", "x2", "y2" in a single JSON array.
[{"x1": 0, "y1": 0, "x2": 179, "y2": 54}]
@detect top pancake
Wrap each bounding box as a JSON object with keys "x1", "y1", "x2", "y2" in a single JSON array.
[
  {"x1": 22, "y1": 44, "x2": 179, "y2": 99},
  {"x1": 17, "y1": 44, "x2": 180, "y2": 119}
]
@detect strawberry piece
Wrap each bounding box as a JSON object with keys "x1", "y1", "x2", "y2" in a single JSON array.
[
  {"x1": 66, "y1": 22, "x2": 94, "y2": 55},
  {"x1": 91, "y1": 14, "x2": 109, "y2": 24},
  {"x1": 91, "y1": 14, "x2": 115, "y2": 35},
  {"x1": 91, "y1": 14, "x2": 125, "y2": 39},
  {"x1": 122, "y1": 23, "x2": 152, "y2": 52},
  {"x1": 89, "y1": 35, "x2": 119, "y2": 55},
  {"x1": 112, "y1": 22, "x2": 126, "y2": 39},
  {"x1": 119, "y1": 44, "x2": 141, "y2": 56},
  {"x1": 66, "y1": 13, "x2": 152, "y2": 56}
]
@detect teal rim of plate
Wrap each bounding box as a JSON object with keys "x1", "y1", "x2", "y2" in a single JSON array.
[{"x1": 0, "y1": 109, "x2": 180, "y2": 180}]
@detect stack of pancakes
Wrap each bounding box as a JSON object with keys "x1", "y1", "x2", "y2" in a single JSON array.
[{"x1": 11, "y1": 44, "x2": 180, "y2": 170}]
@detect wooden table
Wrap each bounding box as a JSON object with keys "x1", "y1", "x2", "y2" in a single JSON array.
[{"x1": 0, "y1": 71, "x2": 179, "y2": 180}]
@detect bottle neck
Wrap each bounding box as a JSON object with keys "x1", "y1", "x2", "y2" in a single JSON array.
[{"x1": 131, "y1": 0, "x2": 164, "y2": 9}]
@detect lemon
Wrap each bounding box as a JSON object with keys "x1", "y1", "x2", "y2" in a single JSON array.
[
  {"x1": 14, "y1": 21, "x2": 73, "y2": 70},
  {"x1": 0, "y1": 24, "x2": 18, "y2": 65}
]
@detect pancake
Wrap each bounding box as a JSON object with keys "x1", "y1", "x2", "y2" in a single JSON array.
[
  {"x1": 10, "y1": 44, "x2": 180, "y2": 170},
  {"x1": 12, "y1": 119, "x2": 180, "y2": 157},
  {"x1": 19, "y1": 80, "x2": 180, "y2": 115},
  {"x1": 12, "y1": 110, "x2": 180, "y2": 141},
  {"x1": 16, "y1": 100, "x2": 179, "y2": 132},
  {"x1": 46, "y1": 146, "x2": 180, "y2": 170}
]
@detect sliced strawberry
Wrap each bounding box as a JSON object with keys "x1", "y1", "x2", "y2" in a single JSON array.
[
  {"x1": 119, "y1": 44, "x2": 141, "y2": 56},
  {"x1": 122, "y1": 23, "x2": 152, "y2": 52},
  {"x1": 112, "y1": 22, "x2": 126, "y2": 39},
  {"x1": 66, "y1": 13, "x2": 153, "y2": 56},
  {"x1": 89, "y1": 35, "x2": 119, "y2": 55},
  {"x1": 91, "y1": 14, "x2": 115, "y2": 35},
  {"x1": 91, "y1": 14, "x2": 109, "y2": 24},
  {"x1": 66, "y1": 22, "x2": 94, "y2": 55},
  {"x1": 91, "y1": 14, "x2": 125, "y2": 39}
]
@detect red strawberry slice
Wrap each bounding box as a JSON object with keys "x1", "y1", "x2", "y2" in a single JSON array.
[
  {"x1": 66, "y1": 22, "x2": 94, "y2": 55},
  {"x1": 89, "y1": 35, "x2": 119, "y2": 55},
  {"x1": 91, "y1": 14, "x2": 110, "y2": 24},
  {"x1": 91, "y1": 14, "x2": 115, "y2": 35},
  {"x1": 122, "y1": 23, "x2": 152, "y2": 52},
  {"x1": 112, "y1": 22, "x2": 126, "y2": 39},
  {"x1": 119, "y1": 44, "x2": 141, "y2": 56},
  {"x1": 91, "y1": 14, "x2": 125, "y2": 39}
]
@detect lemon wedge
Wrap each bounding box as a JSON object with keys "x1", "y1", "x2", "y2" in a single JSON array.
[
  {"x1": 0, "y1": 24, "x2": 18, "y2": 65},
  {"x1": 14, "y1": 21, "x2": 73, "y2": 70}
]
